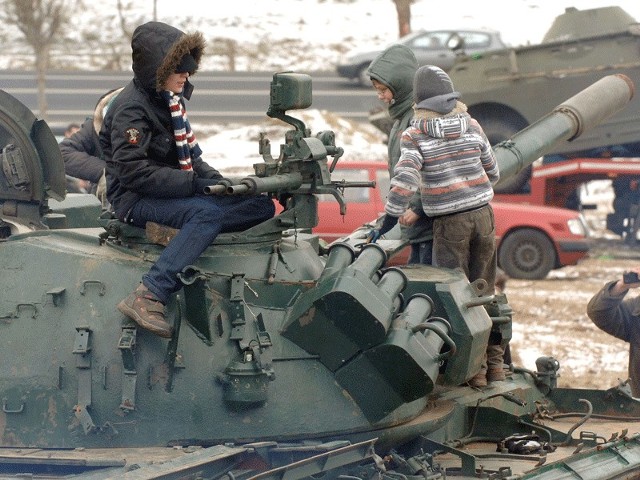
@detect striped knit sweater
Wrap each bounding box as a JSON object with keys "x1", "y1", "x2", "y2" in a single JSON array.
[{"x1": 385, "y1": 104, "x2": 499, "y2": 218}]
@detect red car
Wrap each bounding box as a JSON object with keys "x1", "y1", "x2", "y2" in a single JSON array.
[{"x1": 312, "y1": 161, "x2": 590, "y2": 280}]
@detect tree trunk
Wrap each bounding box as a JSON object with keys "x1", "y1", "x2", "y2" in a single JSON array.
[
  {"x1": 35, "y1": 49, "x2": 49, "y2": 121},
  {"x1": 394, "y1": 0, "x2": 412, "y2": 38}
]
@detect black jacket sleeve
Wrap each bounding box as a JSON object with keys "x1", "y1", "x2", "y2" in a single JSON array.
[
  {"x1": 59, "y1": 118, "x2": 106, "y2": 183},
  {"x1": 193, "y1": 156, "x2": 223, "y2": 181}
]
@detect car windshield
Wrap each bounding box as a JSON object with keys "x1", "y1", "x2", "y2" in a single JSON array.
[
  {"x1": 458, "y1": 31, "x2": 492, "y2": 49},
  {"x1": 404, "y1": 31, "x2": 492, "y2": 50}
]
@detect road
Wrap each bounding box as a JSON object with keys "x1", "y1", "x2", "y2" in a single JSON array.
[{"x1": 0, "y1": 70, "x2": 381, "y2": 129}]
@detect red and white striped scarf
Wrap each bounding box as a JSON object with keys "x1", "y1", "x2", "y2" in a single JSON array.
[{"x1": 162, "y1": 90, "x2": 202, "y2": 171}]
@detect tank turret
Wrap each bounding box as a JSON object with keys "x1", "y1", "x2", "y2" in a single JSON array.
[{"x1": 1, "y1": 73, "x2": 640, "y2": 479}]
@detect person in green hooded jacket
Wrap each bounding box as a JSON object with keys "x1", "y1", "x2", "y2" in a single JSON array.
[
  {"x1": 366, "y1": 44, "x2": 433, "y2": 264},
  {"x1": 366, "y1": 50, "x2": 509, "y2": 387}
]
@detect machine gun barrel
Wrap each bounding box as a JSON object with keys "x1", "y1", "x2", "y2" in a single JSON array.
[
  {"x1": 494, "y1": 74, "x2": 635, "y2": 186},
  {"x1": 203, "y1": 184, "x2": 228, "y2": 195},
  {"x1": 204, "y1": 173, "x2": 304, "y2": 196}
]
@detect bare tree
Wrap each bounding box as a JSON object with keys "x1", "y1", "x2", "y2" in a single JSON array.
[
  {"x1": 392, "y1": 0, "x2": 413, "y2": 38},
  {"x1": 115, "y1": 0, "x2": 137, "y2": 41},
  {"x1": 0, "y1": 0, "x2": 80, "y2": 120}
]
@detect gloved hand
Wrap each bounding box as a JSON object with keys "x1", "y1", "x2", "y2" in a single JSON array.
[
  {"x1": 366, "y1": 229, "x2": 382, "y2": 243},
  {"x1": 96, "y1": 169, "x2": 108, "y2": 209},
  {"x1": 366, "y1": 215, "x2": 398, "y2": 243}
]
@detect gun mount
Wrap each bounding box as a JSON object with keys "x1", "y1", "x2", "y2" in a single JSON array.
[
  {"x1": 203, "y1": 72, "x2": 364, "y2": 220},
  {"x1": 1, "y1": 74, "x2": 640, "y2": 479}
]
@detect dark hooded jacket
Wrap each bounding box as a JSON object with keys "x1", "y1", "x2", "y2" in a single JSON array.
[
  {"x1": 100, "y1": 21, "x2": 222, "y2": 221},
  {"x1": 587, "y1": 281, "x2": 640, "y2": 397},
  {"x1": 61, "y1": 88, "x2": 123, "y2": 186},
  {"x1": 366, "y1": 44, "x2": 432, "y2": 244}
]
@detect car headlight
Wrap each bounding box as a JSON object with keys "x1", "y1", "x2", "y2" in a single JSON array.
[{"x1": 567, "y1": 215, "x2": 589, "y2": 237}]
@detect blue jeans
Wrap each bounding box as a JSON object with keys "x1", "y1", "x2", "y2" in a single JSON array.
[{"x1": 127, "y1": 194, "x2": 275, "y2": 303}]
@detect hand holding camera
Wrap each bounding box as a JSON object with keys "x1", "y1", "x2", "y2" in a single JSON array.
[{"x1": 623, "y1": 271, "x2": 640, "y2": 284}]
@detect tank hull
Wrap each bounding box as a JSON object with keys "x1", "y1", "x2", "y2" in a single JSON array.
[{"x1": 2, "y1": 72, "x2": 640, "y2": 478}]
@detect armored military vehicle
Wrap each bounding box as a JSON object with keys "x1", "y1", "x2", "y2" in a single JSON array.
[
  {"x1": 448, "y1": 5, "x2": 640, "y2": 194},
  {"x1": 1, "y1": 73, "x2": 640, "y2": 479}
]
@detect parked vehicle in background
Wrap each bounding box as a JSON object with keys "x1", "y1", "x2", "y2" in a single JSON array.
[
  {"x1": 493, "y1": 156, "x2": 640, "y2": 240},
  {"x1": 447, "y1": 5, "x2": 640, "y2": 195},
  {"x1": 336, "y1": 29, "x2": 507, "y2": 86},
  {"x1": 313, "y1": 161, "x2": 590, "y2": 280}
]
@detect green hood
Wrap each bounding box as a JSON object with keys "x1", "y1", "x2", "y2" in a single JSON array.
[{"x1": 366, "y1": 44, "x2": 417, "y2": 120}]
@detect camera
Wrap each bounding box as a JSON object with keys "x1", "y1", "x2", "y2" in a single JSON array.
[{"x1": 623, "y1": 271, "x2": 640, "y2": 284}]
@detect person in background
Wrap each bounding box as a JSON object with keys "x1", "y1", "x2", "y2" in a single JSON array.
[
  {"x1": 366, "y1": 44, "x2": 433, "y2": 264},
  {"x1": 369, "y1": 65, "x2": 502, "y2": 387},
  {"x1": 100, "y1": 21, "x2": 275, "y2": 339},
  {"x1": 587, "y1": 267, "x2": 640, "y2": 397},
  {"x1": 64, "y1": 123, "x2": 80, "y2": 138},
  {"x1": 59, "y1": 88, "x2": 123, "y2": 209},
  {"x1": 61, "y1": 123, "x2": 86, "y2": 194}
]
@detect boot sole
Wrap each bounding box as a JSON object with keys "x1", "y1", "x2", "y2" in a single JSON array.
[{"x1": 117, "y1": 301, "x2": 173, "y2": 338}]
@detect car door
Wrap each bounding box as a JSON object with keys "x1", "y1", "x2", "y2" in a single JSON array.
[{"x1": 405, "y1": 31, "x2": 458, "y2": 70}]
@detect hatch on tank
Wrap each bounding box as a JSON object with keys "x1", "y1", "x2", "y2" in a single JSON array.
[{"x1": 0, "y1": 89, "x2": 66, "y2": 205}]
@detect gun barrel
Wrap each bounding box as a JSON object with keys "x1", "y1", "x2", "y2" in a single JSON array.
[
  {"x1": 203, "y1": 184, "x2": 228, "y2": 195},
  {"x1": 228, "y1": 184, "x2": 251, "y2": 195},
  {"x1": 226, "y1": 173, "x2": 304, "y2": 195},
  {"x1": 332, "y1": 181, "x2": 376, "y2": 188},
  {"x1": 495, "y1": 74, "x2": 635, "y2": 185}
]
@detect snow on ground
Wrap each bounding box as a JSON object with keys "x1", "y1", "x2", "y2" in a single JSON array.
[
  {"x1": 192, "y1": 109, "x2": 388, "y2": 175},
  {"x1": 136, "y1": 0, "x2": 640, "y2": 65}
]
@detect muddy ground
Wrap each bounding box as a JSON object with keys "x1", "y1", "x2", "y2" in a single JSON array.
[{"x1": 506, "y1": 206, "x2": 640, "y2": 391}]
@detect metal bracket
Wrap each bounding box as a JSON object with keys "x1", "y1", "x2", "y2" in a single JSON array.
[
  {"x1": 45, "y1": 287, "x2": 66, "y2": 307},
  {"x1": 254, "y1": 313, "x2": 274, "y2": 380},
  {"x1": 74, "y1": 404, "x2": 96, "y2": 435},
  {"x1": 118, "y1": 327, "x2": 137, "y2": 411},
  {"x1": 79, "y1": 280, "x2": 106, "y2": 296},
  {"x1": 419, "y1": 437, "x2": 477, "y2": 477},
  {"x1": 73, "y1": 327, "x2": 96, "y2": 434},
  {"x1": 0, "y1": 303, "x2": 38, "y2": 320},
  {"x1": 2, "y1": 398, "x2": 24, "y2": 414},
  {"x1": 229, "y1": 273, "x2": 247, "y2": 342}
]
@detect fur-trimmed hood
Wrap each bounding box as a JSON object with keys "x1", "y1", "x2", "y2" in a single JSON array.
[
  {"x1": 412, "y1": 100, "x2": 468, "y2": 120},
  {"x1": 93, "y1": 87, "x2": 125, "y2": 134},
  {"x1": 131, "y1": 21, "x2": 205, "y2": 99},
  {"x1": 411, "y1": 101, "x2": 470, "y2": 139}
]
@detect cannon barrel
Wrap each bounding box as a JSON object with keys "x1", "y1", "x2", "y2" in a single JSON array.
[{"x1": 494, "y1": 74, "x2": 635, "y2": 186}]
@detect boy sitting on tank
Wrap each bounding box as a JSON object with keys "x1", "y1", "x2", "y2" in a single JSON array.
[{"x1": 100, "y1": 22, "x2": 275, "y2": 338}]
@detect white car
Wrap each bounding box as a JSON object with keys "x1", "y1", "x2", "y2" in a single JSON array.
[{"x1": 336, "y1": 29, "x2": 507, "y2": 86}]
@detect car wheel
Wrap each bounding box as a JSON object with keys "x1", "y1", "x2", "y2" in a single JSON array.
[
  {"x1": 473, "y1": 112, "x2": 530, "y2": 194},
  {"x1": 498, "y1": 228, "x2": 556, "y2": 280}
]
